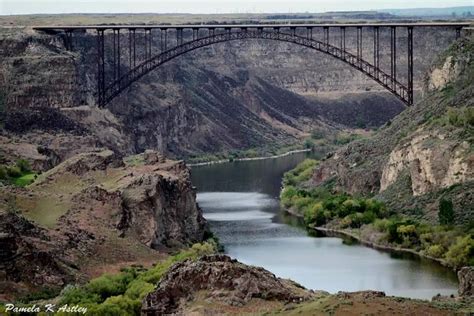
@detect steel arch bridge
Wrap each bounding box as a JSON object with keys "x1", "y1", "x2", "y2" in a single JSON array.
[{"x1": 34, "y1": 23, "x2": 469, "y2": 107}]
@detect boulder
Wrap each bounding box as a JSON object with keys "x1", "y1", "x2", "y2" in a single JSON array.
[
  {"x1": 458, "y1": 266, "x2": 474, "y2": 297},
  {"x1": 142, "y1": 255, "x2": 313, "y2": 315}
]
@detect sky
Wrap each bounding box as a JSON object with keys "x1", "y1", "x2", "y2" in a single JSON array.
[{"x1": 1, "y1": 0, "x2": 473, "y2": 15}]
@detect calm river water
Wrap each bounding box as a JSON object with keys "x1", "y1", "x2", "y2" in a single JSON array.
[{"x1": 190, "y1": 152, "x2": 458, "y2": 299}]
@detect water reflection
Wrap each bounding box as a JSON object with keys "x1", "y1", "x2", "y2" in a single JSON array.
[{"x1": 191, "y1": 153, "x2": 458, "y2": 299}]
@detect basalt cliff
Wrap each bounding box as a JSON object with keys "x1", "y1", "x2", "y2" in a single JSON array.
[
  {"x1": 0, "y1": 150, "x2": 207, "y2": 300},
  {"x1": 310, "y1": 34, "x2": 474, "y2": 224}
]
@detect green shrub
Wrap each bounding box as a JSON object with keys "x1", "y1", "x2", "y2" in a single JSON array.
[
  {"x1": 283, "y1": 159, "x2": 317, "y2": 186},
  {"x1": 446, "y1": 107, "x2": 474, "y2": 128},
  {"x1": 16, "y1": 159, "x2": 31, "y2": 173},
  {"x1": 348, "y1": 213, "x2": 364, "y2": 228},
  {"x1": 88, "y1": 295, "x2": 141, "y2": 316},
  {"x1": 397, "y1": 224, "x2": 417, "y2": 236},
  {"x1": 124, "y1": 280, "x2": 155, "y2": 300},
  {"x1": 304, "y1": 139, "x2": 314, "y2": 149},
  {"x1": 361, "y1": 211, "x2": 376, "y2": 225},
  {"x1": 387, "y1": 219, "x2": 404, "y2": 244},
  {"x1": 85, "y1": 270, "x2": 137, "y2": 301},
  {"x1": 294, "y1": 196, "x2": 314, "y2": 211},
  {"x1": 304, "y1": 203, "x2": 326, "y2": 226},
  {"x1": 373, "y1": 218, "x2": 390, "y2": 232},
  {"x1": 438, "y1": 198, "x2": 455, "y2": 225},
  {"x1": 364, "y1": 199, "x2": 386, "y2": 217},
  {"x1": 280, "y1": 186, "x2": 297, "y2": 208},
  {"x1": 60, "y1": 286, "x2": 102, "y2": 305},
  {"x1": 6, "y1": 166, "x2": 22, "y2": 178},
  {"x1": 338, "y1": 199, "x2": 361, "y2": 217},
  {"x1": 340, "y1": 216, "x2": 353, "y2": 228},
  {"x1": 425, "y1": 244, "x2": 445, "y2": 258},
  {"x1": 311, "y1": 130, "x2": 325, "y2": 139},
  {"x1": 445, "y1": 235, "x2": 474, "y2": 268},
  {"x1": 466, "y1": 107, "x2": 474, "y2": 126}
]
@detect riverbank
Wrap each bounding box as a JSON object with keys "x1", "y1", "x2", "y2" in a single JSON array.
[
  {"x1": 187, "y1": 148, "x2": 311, "y2": 167},
  {"x1": 284, "y1": 206, "x2": 452, "y2": 270},
  {"x1": 279, "y1": 158, "x2": 472, "y2": 271},
  {"x1": 314, "y1": 226, "x2": 451, "y2": 269}
]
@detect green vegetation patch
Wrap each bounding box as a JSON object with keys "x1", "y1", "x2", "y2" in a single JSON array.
[
  {"x1": 0, "y1": 159, "x2": 37, "y2": 187},
  {"x1": 281, "y1": 159, "x2": 474, "y2": 269},
  {"x1": 3, "y1": 241, "x2": 218, "y2": 316},
  {"x1": 282, "y1": 159, "x2": 318, "y2": 187}
]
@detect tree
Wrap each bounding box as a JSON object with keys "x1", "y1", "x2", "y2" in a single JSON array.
[{"x1": 438, "y1": 198, "x2": 455, "y2": 225}]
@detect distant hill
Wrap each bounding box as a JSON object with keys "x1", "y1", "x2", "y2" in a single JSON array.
[{"x1": 379, "y1": 6, "x2": 474, "y2": 17}]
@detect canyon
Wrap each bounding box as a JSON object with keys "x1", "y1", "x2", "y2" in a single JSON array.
[
  {"x1": 0, "y1": 13, "x2": 472, "y2": 315},
  {"x1": 0, "y1": 19, "x2": 458, "y2": 164}
]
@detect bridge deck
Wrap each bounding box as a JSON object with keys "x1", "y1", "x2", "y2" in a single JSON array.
[{"x1": 33, "y1": 22, "x2": 472, "y2": 30}]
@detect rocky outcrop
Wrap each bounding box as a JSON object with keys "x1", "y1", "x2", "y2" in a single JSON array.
[
  {"x1": 427, "y1": 56, "x2": 461, "y2": 91},
  {"x1": 380, "y1": 131, "x2": 472, "y2": 196},
  {"x1": 458, "y1": 267, "x2": 474, "y2": 297},
  {"x1": 0, "y1": 150, "x2": 208, "y2": 298},
  {"x1": 142, "y1": 255, "x2": 313, "y2": 315},
  {"x1": 33, "y1": 149, "x2": 208, "y2": 249},
  {"x1": 309, "y1": 35, "x2": 474, "y2": 223},
  {"x1": 112, "y1": 151, "x2": 207, "y2": 248},
  {"x1": 0, "y1": 210, "x2": 76, "y2": 299}
]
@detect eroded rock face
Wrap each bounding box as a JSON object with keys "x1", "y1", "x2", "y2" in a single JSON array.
[
  {"x1": 458, "y1": 267, "x2": 474, "y2": 297},
  {"x1": 380, "y1": 131, "x2": 472, "y2": 196},
  {"x1": 35, "y1": 149, "x2": 208, "y2": 249},
  {"x1": 0, "y1": 150, "x2": 208, "y2": 298},
  {"x1": 0, "y1": 210, "x2": 76, "y2": 299},
  {"x1": 142, "y1": 255, "x2": 313, "y2": 315},
  {"x1": 427, "y1": 56, "x2": 461, "y2": 91},
  {"x1": 309, "y1": 36, "x2": 474, "y2": 224},
  {"x1": 116, "y1": 155, "x2": 207, "y2": 248}
]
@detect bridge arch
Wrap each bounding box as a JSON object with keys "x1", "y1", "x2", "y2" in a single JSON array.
[{"x1": 103, "y1": 29, "x2": 410, "y2": 107}]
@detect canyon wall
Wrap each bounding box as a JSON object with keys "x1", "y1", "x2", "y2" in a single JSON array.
[
  {"x1": 310, "y1": 35, "x2": 474, "y2": 224},
  {"x1": 1, "y1": 25, "x2": 457, "y2": 160},
  {"x1": 0, "y1": 150, "x2": 208, "y2": 299}
]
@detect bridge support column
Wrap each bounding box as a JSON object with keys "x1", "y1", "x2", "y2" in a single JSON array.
[
  {"x1": 357, "y1": 27, "x2": 362, "y2": 66},
  {"x1": 374, "y1": 27, "x2": 379, "y2": 79},
  {"x1": 63, "y1": 30, "x2": 73, "y2": 50},
  {"x1": 390, "y1": 26, "x2": 397, "y2": 90},
  {"x1": 324, "y1": 26, "x2": 329, "y2": 51},
  {"x1": 112, "y1": 30, "x2": 116, "y2": 81},
  {"x1": 96, "y1": 29, "x2": 105, "y2": 107},
  {"x1": 340, "y1": 27, "x2": 346, "y2": 59},
  {"x1": 407, "y1": 27, "x2": 414, "y2": 105}
]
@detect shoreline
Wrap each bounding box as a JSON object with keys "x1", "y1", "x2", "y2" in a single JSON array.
[
  {"x1": 187, "y1": 148, "x2": 311, "y2": 167},
  {"x1": 283, "y1": 208, "x2": 453, "y2": 271}
]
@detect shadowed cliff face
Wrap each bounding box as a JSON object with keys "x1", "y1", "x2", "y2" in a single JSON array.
[{"x1": 0, "y1": 27, "x2": 456, "y2": 159}]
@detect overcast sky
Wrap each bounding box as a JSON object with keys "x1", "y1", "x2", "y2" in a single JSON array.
[{"x1": 1, "y1": 0, "x2": 473, "y2": 15}]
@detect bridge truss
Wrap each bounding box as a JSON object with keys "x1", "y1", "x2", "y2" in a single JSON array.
[{"x1": 34, "y1": 23, "x2": 469, "y2": 107}]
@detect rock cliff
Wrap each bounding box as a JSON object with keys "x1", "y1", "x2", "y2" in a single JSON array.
[
  {"x1": 458, "y1": 266, "x2": 474, "y2": 297},
  {"x1": 310, "y1": 35, "x2": 474, "y2": 224},
  {"x1": 0, "y1": 150, "x2": 208, "y2": 298}
]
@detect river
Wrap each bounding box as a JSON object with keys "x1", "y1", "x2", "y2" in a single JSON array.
[{"x1": 190, "y1": 152, "x2": 458, "y2": 299}]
